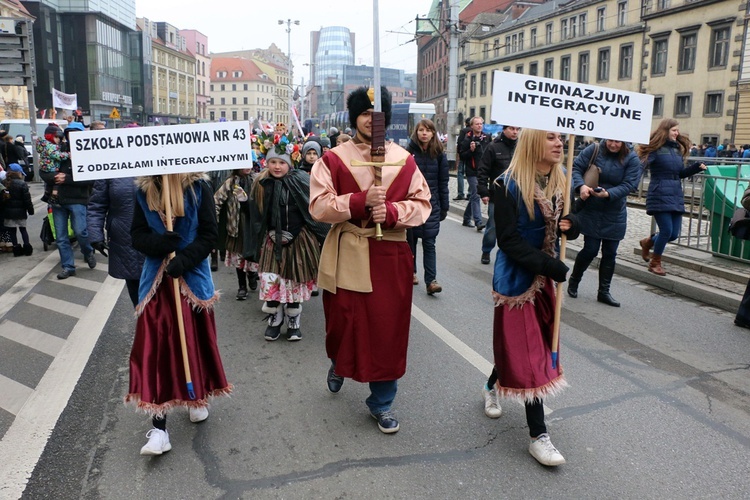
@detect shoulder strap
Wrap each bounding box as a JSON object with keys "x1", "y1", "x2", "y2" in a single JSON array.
[{"x1": 588, "y1": 143, "x2": 600, "y2": 169}]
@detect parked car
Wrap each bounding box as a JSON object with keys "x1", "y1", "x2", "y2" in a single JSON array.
[{"x1": 0, "y1": 119, "x2": 68, "y2": 180}]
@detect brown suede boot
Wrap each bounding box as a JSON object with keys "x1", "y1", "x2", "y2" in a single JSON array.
[
  {"x1": 639, "y1": 236, "x2": 654, "y2": 262},
  {"x1": 649, "y1": 254, "x2": 666, "y2": 276}
]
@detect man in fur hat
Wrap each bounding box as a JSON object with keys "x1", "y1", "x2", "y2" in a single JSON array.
[{"x1": 309, "y1": 86, "x2": 431, "y2": 434}]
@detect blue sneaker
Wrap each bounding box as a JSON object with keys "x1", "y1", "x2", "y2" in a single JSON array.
[{"x1": 370, "y1": 410, "x2": 400, "y2": 434}]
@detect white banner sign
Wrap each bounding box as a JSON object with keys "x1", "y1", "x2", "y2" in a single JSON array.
[
  {"x1": 491, "y1": 71, "x2": 654, "y2": 144},
  {"x1": 52, "y1": 88, "x2": 78, "y2": 110},
  {"x1": 70, "y1": 121, "x2": 253, "y2": 181}
]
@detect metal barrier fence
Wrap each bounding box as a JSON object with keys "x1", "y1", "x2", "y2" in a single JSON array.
[{"x1": 638, "y1": 156, "x2": 750, "y2": 263}]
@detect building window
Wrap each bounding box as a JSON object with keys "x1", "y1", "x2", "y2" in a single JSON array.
[
  {"x1": 529, "y1": 62, "x2": 538, "y2": 76},
  {"x1": 232, "y1": 84, "x2": 236, "y2": 91},
  {"x1": 546, "y1": 23, "x2": 553, "y2": 44},
  {"x1": 220, "y1": 97, "x2": 225, "y2": 105},
  {"x1": 210, "y1": 84, "x2": 214, "y2": 92},
  {"x1": 544, "y1": 59, "x2": 554, "y2": 78},
  {"x1": 709, "y1": 26, "x2": 730, "y2": 68},
  {"x1": 480, "y1": 72, "x2": 487, "y2": 96},
  {"x1": 232, "y1": 97, "x2": 237, "y2": 105},
  {"x1": 244, "y1": 84, "x2": 248, "y2": 90},
  {"x1": 469, "y1": 107, "x2": 475, "y2": 118},
  {"x1": 244, "y1": 111, "x2": 249, "y2": 120},
  {"x1": 701, "y1": 134, "x2": 719, "y2": 147},
  {"x1": 516, "y1": 64, "x2": 524, "y2": 74},
  {"x1": 210, "y1": 111, "x2": 215, "y2": 121},
  {"x1": 479, "y1": 106, "x2": 486, "y2": 122},
  {"x1": 597, "y1": 7, "x2": 606, "y2": 32},
  {"x1": 619, "y1": 44, "x2": 633, "y2": 79},
  {"x1": 560, "y1": 56, "x2": 571, "y2": 81},
  {"x1": 505, "y1": 36, "x2": 511, "y2": 55},
  {"x1": 561, "y1": 19, "x2": 569, "y2": 40},
  {"x1": 580, "y1": 13, "x2": 587, "y2": 36},
  {"x1": 617, "y1": 1, "x2": 627, "y2": 27},
  {"x1": 678, "y1": 32, "x2": 697, "y2": 72},
  {"x1": 597, "y1": 48, "x2": 610, "y2": 81},
  {"x1": 653, "y1": 95, "x2": 664, "y2": 117},
  {"x1": 470, "y1": 74, "x2": 477, "y2": 98},
  {"x1": 530, "y1": 27, "x2": 537, "y2": 48},
  {"x1": 704, "y1": 91, "x2": 723, "y2": 116},
  {"x1": 458, "y1": 75, "x2": 465, "y2": 98},
  {"x1": 483, "y1": 42, "x2": 489, "y2": 60},
  {"x1": 578, "y1": 52, "x2": 590, "y2": 83},
  {"x1": 652, "y1": 38, "x2": 668, "y2": 76},
  {"x1": 675, "y1": 93, "x2": 692, "y2": 117},
  {"x1": 220, "y1": 110, "x2": 226, "y2": 118},
  {"x1": 511, "y1": 34, "x2": 518, "y2": 53},
  {"x1": 657, "y1": 0, "x2": 670, "y2": 9},
  {"x1": 493, "y1": 38, "x2": 500, "y2": 58},
  {"x1": 518, "y1": 32, "x2": 524, "y2": 51},
  {"x1": 503, "y1": 66, "x2": 511, "y2": 72}
]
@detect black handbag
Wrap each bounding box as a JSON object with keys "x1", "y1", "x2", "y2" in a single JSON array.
[{"x1": 729, "y1": 208, "x2": 750, "y2": 240}]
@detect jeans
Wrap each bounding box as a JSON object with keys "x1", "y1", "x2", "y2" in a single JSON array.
[
  {"x1": 481, "y1": 201, "x2": 496, "y2": 253},
  {"x1": 52, "y1": 203, "x2": 93, "y2": 272},
  {"x1": 456, "y1": 162, "x2": 465, "y2": 197},
  {"x1": 463, "y1": 176, "x2": 482, "y2": 225},
  {"x1": 408, "y1": 232, "x2": 437, "y2": 284},
  {"x1": 366, "y1": 380, "x2": 398, "y2": 414},
  {"x1": 652, "y1": 211, "x2": 682, "y2": 255}
]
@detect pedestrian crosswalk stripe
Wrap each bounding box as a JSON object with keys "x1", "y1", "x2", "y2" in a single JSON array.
[
  {"x1": 49, "y1": 274, "x2": 102, "y2": 292},
  {"x1": 26, "y1": 293, "x2": 88, "y2": 318},
  {"x1": 0, "y1": 373, "x2": 33, "y2": 416},
  {"x1": 0, "y1": 320, "x2": 65, "y2": 357}
]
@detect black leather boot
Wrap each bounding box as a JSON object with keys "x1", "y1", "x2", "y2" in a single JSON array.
[
  {"x1": 567, "y1": 258, "x2": 588, "y2": 298},
  {"x1": 597, "y1": 260, "x2": 621, "y2": 307}
]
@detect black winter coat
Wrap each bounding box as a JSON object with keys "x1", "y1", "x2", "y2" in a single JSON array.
[
  {"x1": 2, "y1": 175, "x2": 33, "y2": 220},
  {"x1": 87, "y1": 177, "x2": 145, "y2": 280},
  {"x1": 458, "y1": 131, "x2": 490, "y2": 177},
  {"x1": 407, "y1": 140, "x2": 449, "y2": 239},
  {"x1": 571, "y1": 141, "x2": 643, "y2": 241},
  {"x1": 477, "y1": 133, "x2": 516, "y2": 199}
]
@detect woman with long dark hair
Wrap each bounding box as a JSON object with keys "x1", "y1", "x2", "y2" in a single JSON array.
[
  {"x1": 483, "y1": 129, "x2": 579, "y2": 466},
  {"x1": 406, "y1": 119, "x2": 449, "y2": 294},
  {"x1": 637, "y1": 119, "x2": 706, "y2": 275},
  {"x1": 567, "y1": 139, "x2": 642, "y2": 306}
]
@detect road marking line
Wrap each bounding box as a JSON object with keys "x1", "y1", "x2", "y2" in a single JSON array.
[
  {"x1": 0, "y1": 252, "x2": 59, "y2": 320},
  {"x1": 0, "y1": 320, "x2": 65, "y2": 357},
  {"x1": 26, "y1": 293, "x2": 88, "y2": 318},
  {"x1": 0, "y1": 373, "x2": 34, "y2": 416},
  {"x1": 411, "y1": 303, "x2": 493, "y2": 374},
  {"x1": 49, "y1": 274, "x2": 102, "y2": 292},
  {"x1": 0, "y1": 275, "x2": 124, "y2": 500}
]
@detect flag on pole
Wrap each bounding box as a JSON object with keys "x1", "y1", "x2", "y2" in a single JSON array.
[{"x1": 52, "y1": 88, "x2": 78, "y2": 110}]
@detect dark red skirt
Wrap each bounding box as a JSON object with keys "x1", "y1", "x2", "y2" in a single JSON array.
[
  {"x1": 493, "y1": 278, "x2": 568, "y2": 402},
  {"x1": 127, "y1": 276, "x2": 231, "y2": 416},
  {"x1": 323, "y1": 239, "x2": 413, "y2": 383}
]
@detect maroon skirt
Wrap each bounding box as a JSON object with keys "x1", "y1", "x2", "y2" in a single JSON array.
[
  {"x1": 493, "y1": 278, "x2": 568, "y2": 403},
  {"x1": 126, "y1": 276, "x2": 231, "y2": 416}
]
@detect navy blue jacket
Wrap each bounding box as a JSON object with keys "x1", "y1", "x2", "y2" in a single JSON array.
[
  {"x1": 2, "y1": 175, "x2": 33, "y2": 220},
  {"x1": 572, "y1": 141, "x2": 643, "y2": 240},
  {"x1": 87, "y1": 177, "x2": 145, "y2": 280},
  {"x1": 407, "y1": 139, "x2": 449, "y2": 239},
  {"x1": 644, "y1": 141, "x2": 704, "y2": 215}
]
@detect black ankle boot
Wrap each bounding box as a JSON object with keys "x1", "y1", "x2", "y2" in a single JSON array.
[
  {"x1": 597, "y1": 260, "x2": 621, "y2": 307},
  {"x1": 12, "y1": 245, "x2": 22, "y2": 257},
  {"x1": 22, "y1": 243, "x2": 33, "y2": 256},
  {"x1": 567, "y1": 277, "x2": 580, "y2": 298}
]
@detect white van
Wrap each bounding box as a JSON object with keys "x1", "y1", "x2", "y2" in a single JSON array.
[{"x1": 0, "y1": 119, "x2": 67, "y2": 180}]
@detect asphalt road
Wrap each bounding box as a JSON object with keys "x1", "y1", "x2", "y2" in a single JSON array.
[{"x1": 7, "y1": 209, "x2": 750, "y2": 499}]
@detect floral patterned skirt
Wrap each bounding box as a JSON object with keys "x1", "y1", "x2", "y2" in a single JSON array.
[{"x1": 257, "y1": 226, "x2": 321, "y2": 303}]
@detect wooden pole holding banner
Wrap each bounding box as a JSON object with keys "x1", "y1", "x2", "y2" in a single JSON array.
[
  {"x1": 551, "y1": 134, "x2": 575, "y2": 369},
  {"x1": 372, "y1": 0, "x2": 384, "y2": 240},
  {"x1": 161, "y1": 175, "x2": 196, "y2": 400}
]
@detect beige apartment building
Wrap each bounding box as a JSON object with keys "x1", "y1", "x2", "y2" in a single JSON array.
[
  {"x1": 138, "y1": 19, "x2": 197, "y2": 125},
  {"x1": 457, "y1": 0, "x2": 743, "y2": 146},
  {"x1": 208, "y1": 57, "x2": 277, "y2": 124},
  {"x1": 0, "y1": 0, "x2": 33, "y2": 119}
]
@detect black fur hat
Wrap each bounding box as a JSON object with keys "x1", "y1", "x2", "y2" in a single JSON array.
[{"x1": 347, "y1": 86, "x2": 391, "y2": 130}]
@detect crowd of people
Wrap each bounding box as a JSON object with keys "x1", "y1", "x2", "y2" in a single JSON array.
[{"x1": 3, "y1": 87, "x2": 743, "y2": 468}]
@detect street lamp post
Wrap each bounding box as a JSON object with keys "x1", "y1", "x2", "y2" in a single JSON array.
[{"x1": 278, "y1": 18, "x2": 299, "y2": 127}]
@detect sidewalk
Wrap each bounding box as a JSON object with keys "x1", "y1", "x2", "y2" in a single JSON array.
[{"x1": 447, "y1": 174, "x2": 750, "y2": 313}]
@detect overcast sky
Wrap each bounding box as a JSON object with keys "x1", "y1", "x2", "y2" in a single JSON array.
[{"x1": 136, "y1": 0, "x2": 429, "y2": 80}]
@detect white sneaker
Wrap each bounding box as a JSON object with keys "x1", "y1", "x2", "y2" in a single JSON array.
[
  {"x1": 482, "y1": 384, "x2": 502, "y2": 418},
  {"x1": 140, "y1": 428, "x2": 172, "y2": 456},
  {"x1": 189, "y1": 406, "x2": 209, "y2": 423},
  {"x1": 528, "y1": 433, "x2": 566, "y2": 466}
]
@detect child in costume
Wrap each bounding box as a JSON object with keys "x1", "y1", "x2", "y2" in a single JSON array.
[
  {"x1": 251, "y1": 132, "x2": 329, "y2": 341},
  {"x1": 128, "y1": 172, "x2": 231, "y2": 456},
  {"x1": 214, "y1": 168, "x2": 259, "y2": 299}
]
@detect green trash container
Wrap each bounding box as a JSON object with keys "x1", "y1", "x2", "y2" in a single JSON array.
[{"x1": 703, "y1": 164, "x2": 750, "y2": 259}]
